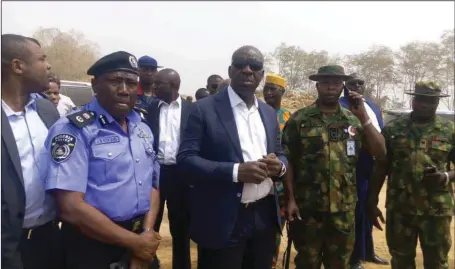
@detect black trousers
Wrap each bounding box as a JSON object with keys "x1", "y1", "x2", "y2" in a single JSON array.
[
  {"x1": 20, "y1": 220, "x2": 64, "y2": 269},
  {"x1": 154, "y1": 164, "x2": 191, "y2": 269},
  {"x1": 197, "y1": 195, "x2": 278, "y2": 269},
  {"x1": 61, "y1": 215, "x2": 159, "y2": 269}
]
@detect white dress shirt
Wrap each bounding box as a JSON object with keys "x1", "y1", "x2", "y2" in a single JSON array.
[
  {"x1": 363, "y1": 99, "x2": 381, "y2": 131},
  {"x1": 57, "y1": 94, "x2": 76, "y2": 116},
  {"x1": 157, "y1": 96, "x2": 182, "y2": 165},
  {"x1": 2, "y1": 95, "x2": 56, "y2": 228},
  {"x1": 228, "y1": 86, "x2": 273, "y2": 203}
]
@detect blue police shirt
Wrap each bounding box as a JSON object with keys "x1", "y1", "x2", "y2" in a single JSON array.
[
  {"x1": 135, "y1": 94, "x2": 156, "y2": 110},
  {"x1": 45, "y1": 97, "x2": 160, "y2": 221}
]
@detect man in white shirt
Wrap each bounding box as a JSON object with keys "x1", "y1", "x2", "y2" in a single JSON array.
[
  {"x1": 177, "y1": 46, "x2": 287, "y2": 269},
  {"x1": 43, "y1": 74, "x2": 76, "y2": 116},
  {"x1": 57, "y1": 94, "x2": 76, "y2": 115},
  {"x1": 145, "y1": 68, "x2": 191, "y2": 269},
  {"x1": 339, "y1": 73, "x2": 388, "y2": 269}
]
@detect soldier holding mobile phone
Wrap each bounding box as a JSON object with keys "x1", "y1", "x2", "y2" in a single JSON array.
[{"x1": 367, "y1": 81, "x2": 455, "y2": 269}]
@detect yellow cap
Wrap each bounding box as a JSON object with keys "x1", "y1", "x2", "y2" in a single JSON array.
[{"x1": 265, "y1": 73, "x2": 287, "y2": 88}]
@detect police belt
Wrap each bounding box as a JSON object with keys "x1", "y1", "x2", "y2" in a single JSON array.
[{"x1": 113, "y1": 214, "x2": 146, "y2": 233}]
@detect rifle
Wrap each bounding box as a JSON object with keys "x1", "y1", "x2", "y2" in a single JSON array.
[{"x1": 282, "y1": 221, "x2": 292, "y2": 269}]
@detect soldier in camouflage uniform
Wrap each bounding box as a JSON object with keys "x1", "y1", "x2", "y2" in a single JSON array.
[
  {"x1": 367, "y1": 81, "x2": 455, "y2": 269},
  {"x1": 282, "y1": 65, "x2": 386, "y2": 269}
]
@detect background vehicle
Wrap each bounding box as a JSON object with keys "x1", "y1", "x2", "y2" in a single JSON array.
[
  {"x1": 60, "y1": 80, "x2": 94, "y2": 107},
  {"x1": 384, "y1": 109, "x2": 454, "y2": 124}
]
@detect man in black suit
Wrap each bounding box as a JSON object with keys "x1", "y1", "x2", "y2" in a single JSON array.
[
  {"x1": 146, "y1": 68, "x2": 191, "y2": 269},
  {"x1": 1, "y1": 34, "x2": 62, "y2": 269},
  {"x1": 177, "y1": 45, "x2": 287, "y2": 269}
]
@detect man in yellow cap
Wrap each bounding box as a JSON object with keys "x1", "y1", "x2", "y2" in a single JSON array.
[{"x1": 263, "y1": 73, "x2": 291, "y2": 268}]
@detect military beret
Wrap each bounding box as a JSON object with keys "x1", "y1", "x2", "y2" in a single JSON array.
[
  {"x1": 87, "y1": 51, "x2": 139, "y2": 77},
  {"x1": 138, "y1": 56, "x2": 163, "y2": 68}
]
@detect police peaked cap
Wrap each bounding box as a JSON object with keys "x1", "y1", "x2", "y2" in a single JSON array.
[{"x1": 87, "y1": 51, "x2": 139, "y2": 77}]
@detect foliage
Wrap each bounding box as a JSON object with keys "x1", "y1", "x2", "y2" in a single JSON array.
[
  {"x1": 33, "y1": 27, "x2": 100, "y2": 82},
  {"x1": 265, "y1": 29, "x2": 455, "y2": 110}
]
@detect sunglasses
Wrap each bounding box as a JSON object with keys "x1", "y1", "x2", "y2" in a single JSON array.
[
  {"x1": 347, "y1": 80, "x2": 365, "y2": 86},
  {"x1": 210, "y1": 84, "x2": 219, "y2": 90},
  {"x1": 231, "y1": 59, "x2": 264, "y2": 71}
]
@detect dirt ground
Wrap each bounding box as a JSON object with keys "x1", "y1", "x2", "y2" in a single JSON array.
[{"x1": 156, "y1": 183, "x2": 455, "y2": 269}]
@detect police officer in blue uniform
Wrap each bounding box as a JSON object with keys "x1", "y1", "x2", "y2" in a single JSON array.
[
  {"x1": 45, "y1": 51, "x2": 162, "y2": 269},
  {"x1": 136, "y1": 56, "x2": 162, "y2": 110}
]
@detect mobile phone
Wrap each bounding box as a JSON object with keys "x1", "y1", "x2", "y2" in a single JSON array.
[
  {"x1": 344, "y1": 86, "x2": 359, "y2": 109},
  {"x1": 424, "y1": 166, "x2": 436, "y2": 174}
]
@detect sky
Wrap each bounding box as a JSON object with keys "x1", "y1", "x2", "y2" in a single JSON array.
[{"x1": 2, "y1": 1, "x2": 454, "y2": 97}]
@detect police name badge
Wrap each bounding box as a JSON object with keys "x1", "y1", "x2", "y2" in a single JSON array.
[
  {"x1": 347, "y1": 139, "x2": 356, "y2": 156},
  {"x1": 51, "y1": 134, "x2": 77, "y2": 163}
]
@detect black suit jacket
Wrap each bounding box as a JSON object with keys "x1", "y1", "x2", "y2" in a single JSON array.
[
  {"x1": 145, "y1": 97, "x2": 191, "y2": 154},
  {"x1": 1, "y1": 97, "x2": 59, "y2": 269}
]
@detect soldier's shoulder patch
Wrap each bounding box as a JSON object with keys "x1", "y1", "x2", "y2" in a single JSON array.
[
  {"x1": 67, "y1": 110, "x2": 96, "y2": 128},
  {"x1": 50, "y1": 133, "x2": 77, "y2": 163}
]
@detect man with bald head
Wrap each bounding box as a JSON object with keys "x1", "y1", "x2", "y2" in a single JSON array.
[
  {"x1": 178, "y1": 46, "x2": 287, "y2": 269},
  {"x1": 145, "y1": 68, "x2": 192, "y2": 269},
  {"x1": 206, "y1": 74, "x2": 223, "y2": 94}
]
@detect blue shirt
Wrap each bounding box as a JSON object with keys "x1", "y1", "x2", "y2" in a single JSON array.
[
  {"x1": 135, "y1": 94, "x2": 156, "y2": 110},
  {"x1": 2, "y1": 94, "x2": 56, "y2": 228},
  {"x1": 45, "y1": 98, "x2": 160, "y2": 221}
]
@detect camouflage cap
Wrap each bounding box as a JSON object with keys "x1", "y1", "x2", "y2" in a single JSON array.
[
  {"x1": 406, "y1": 81, "x2": 449, "y2": 98},
  {"x1": 309, "y1": 65, "x2": 352, "y2": 81}
]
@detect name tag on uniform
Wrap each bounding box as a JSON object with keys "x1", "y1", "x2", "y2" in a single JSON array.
[{"x1": 347, "y1": 139, "x2": 356, "y2": 156}]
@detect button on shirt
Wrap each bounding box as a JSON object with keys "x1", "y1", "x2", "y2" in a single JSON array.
[
  {"x1": 2, "y1": 95, "x2": 56, "y2": 228},
  {"x1": 45, "y1": 98, "x2": 160, "y2": 221},
  {"x1": 228, "y1": 86, "x2": 273, "y2": 203},
  {"x1": 157, "y1": 96, "x2": 182, "y2": 165}
]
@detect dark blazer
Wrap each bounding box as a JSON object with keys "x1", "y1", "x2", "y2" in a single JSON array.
[
  {"x1": 176, "y1": 89, "x2": 287, "y2": 249},
  {"x1": 1, "y1": 97, "x2": 59, "y2": 269},
  {"x1": 145, "y1": 97, "x2": 191, "y2": 153},
  {"x1": 339, "y1": 95, "x2": 384, "y2": 199}
]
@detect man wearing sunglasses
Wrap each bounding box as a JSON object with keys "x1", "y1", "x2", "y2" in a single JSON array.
[
  {"x1": 339, "y1": 73, "x2": 387, "y2": 269},
  {"x1": 178, "y1": 45, "x2": 287, "y2": 269},
  {"x1": 206, "y1": 74, "x2": 223, "y2": 95}
]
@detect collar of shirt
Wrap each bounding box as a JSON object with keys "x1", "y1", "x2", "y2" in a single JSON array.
[
  {"x1": 227, "y1": 86, "x2": 258, "y2": 109},
  {"x1": 85, "y1": 97, "x2": 142, "y2": 126},
  {"x1": 159, "y1": 95, "x2": 181, "y2": 108},
  {"x1": 1, "y1": 94, "x2": 38, "y2": 117}
]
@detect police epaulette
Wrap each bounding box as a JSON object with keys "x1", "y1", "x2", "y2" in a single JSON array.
[
  {"x1": 67, "y1": 110, "x2": 96, "y2": 128},
  {"x1": 133, "y1": 107, "x2": 148, "y2": 115},
  {"x1": 133, "y1": 107, "x2": 148, "y2": 121}
]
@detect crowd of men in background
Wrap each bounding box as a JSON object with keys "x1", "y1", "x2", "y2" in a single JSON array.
[{"x1": 2, "y1": 33, "x2": 454, "y2": 269}]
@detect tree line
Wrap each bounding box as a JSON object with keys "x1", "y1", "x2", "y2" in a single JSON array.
[
  {"x1": 264, "y1": 29, "x2": 454, "y2": 110},
  {"x1": 31, "y1": 27, "x2": 454, "y2": 110}
]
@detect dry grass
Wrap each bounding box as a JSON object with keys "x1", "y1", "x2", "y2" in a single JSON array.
[{"x1": 155, "y1": 183, "x2": 455, "y2": 269}]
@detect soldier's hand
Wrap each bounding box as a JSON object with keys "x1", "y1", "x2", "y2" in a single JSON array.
[
  {"x1": 238, "y1": 162, "x2": 269, "y2": 184},
  {"x1": 259, "y1": 154, "x2": 282, "y2": 177},
  {"x1": 422, "y1": 170, "x2": 447, "y2": 187},
  {"x1": 347, "y1": 91, "x2": 368, "y2": 121},
  {"x1": 286, "y1": 199, "x2": 301, "y2": 221},
  {"x1": 131, "y1": 230, "x2": 161, "y2": 262},
  {"x1": 367, "y1": 205, "x2": 385, "y2": 231},
  {"x1": 130, "y1": 257, "x2": 149, "y2": 269}
]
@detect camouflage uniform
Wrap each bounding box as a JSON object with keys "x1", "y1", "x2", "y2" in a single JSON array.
[
  {"x1": 282, "y1": 102, "x2": 363, "y2": 269},
  {"x1": 382, "y1": 114, "x2": 455, "y2": 269}
]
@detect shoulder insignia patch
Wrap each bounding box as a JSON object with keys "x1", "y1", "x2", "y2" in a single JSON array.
[
  {"x1": 67, "y1": 110, "x2": 96, "y2": 128},
  {"x1": 50, "y1": 134, "x2": 77, "y2": 163}
]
